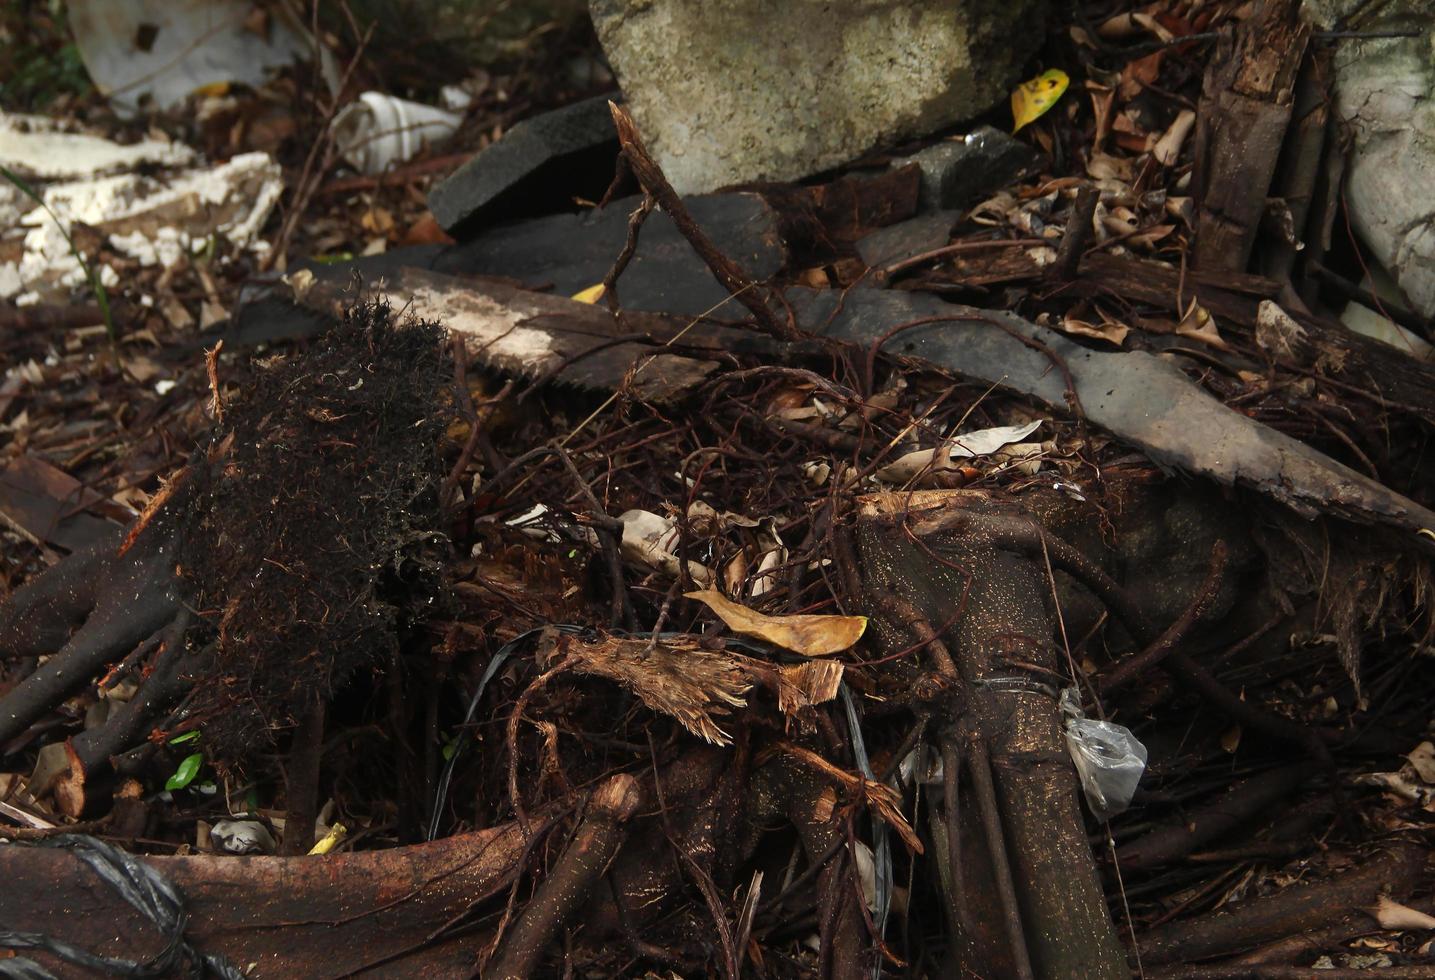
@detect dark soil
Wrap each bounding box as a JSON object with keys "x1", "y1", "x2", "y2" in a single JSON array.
[{"x1": 177, "y1": 303, "x2": 450, "y2": 762}]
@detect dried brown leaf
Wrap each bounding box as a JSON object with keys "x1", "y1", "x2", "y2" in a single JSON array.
[
  {"x1": 687, "y1": 588, "x2": 867, "y2": 656},
  {"x1": 1372, "y1": 895, "x2": 1435, "y2": 931},
  {"x1": 1153, "y1": 109, "x2": 1196, "y2": 166},
  {"x1": 1176, "y1": 298, "x2": 1229, "y2": 350},
  {"x1": 1407, "y1": 741, "x2": 1435, "y2": 783},
  {"x1": 1059, "y1": 315, "x2": 1129, "y2": 346}
]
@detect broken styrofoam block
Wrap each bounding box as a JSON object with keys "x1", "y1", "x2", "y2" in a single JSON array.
[
  {"x1": 3, "y1": 152, "x2": 282, "y2": 303},
  {"x1": 0, "y1": 113, "x2": 196, "y2": 180},
  {"x1": 1341, "y1": 301, "x2": 1434, "y2": 362}
]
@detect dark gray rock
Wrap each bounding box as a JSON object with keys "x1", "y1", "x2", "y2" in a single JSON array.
[
  {"x1": 427, "y1": 95, "x2": 620, "y2": 237},
  {"x1": 231, "y1": 192, "x2": 789, "y2": 338},
  {"x1": 892, "y1": 127, "x2": 1042, "y2": 212},
  {"x1": 431, "y1": 192, "x2": 786, "y2": 317},
  {"x1": 856, "y1": 211, "x2": 960, "y2": 269}
]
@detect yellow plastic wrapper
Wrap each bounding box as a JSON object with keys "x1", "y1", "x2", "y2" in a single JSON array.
[{"x1": 308, "y1": 822, "x2": 348, "y2": 855}]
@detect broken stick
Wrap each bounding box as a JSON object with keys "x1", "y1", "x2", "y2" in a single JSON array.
[{"x1": 607, "y1": 101, "x2": 797, "y2": 339}]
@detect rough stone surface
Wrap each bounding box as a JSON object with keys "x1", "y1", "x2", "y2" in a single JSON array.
[
  {"x1": 856, "y1": 210, "x2": 959, "y2": 268},
  {"x1": 265, "y1": 192, "x2": 786, "y2": 323},
  {"x1": 892, "y1": 127, "x2": 1042, "y2": 211},
  {"x1": 1304, "y1": 0, "x2": 1435, "y2": 316},
  {"x1": 433, "y1": 192, "x2": 786, "y2": 315},
  {"x1": 428, "y1": 94, "x2": 619, "y2": 237},
  {"x1": 588, "y1": 0, "x2": 1051, "y2": 194}
]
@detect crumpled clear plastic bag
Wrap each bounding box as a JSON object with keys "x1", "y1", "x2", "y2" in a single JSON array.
[{"x1": 1060, "y1": 687, "x2": 1148, "y2": 821}]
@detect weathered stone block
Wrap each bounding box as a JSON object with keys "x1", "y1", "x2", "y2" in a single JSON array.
[
  {"x1": 893, "y1": 127, "x2": 1041, "y2": 211},
  {"x1": 588, "y1": 0, "x2": 1051, "y2": 194}
]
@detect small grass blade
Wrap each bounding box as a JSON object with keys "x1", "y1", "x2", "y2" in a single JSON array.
[{"x1": 0, "y1": 163, "x2": 114, "y2": 341}]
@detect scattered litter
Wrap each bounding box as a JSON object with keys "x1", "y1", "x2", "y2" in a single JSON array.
[
  {"x1": 331, "y1": 93, "x2": 463, "y2": 176},
  {"x1": 3, "y1": 153, "x2": 282, "y2": 302},
  {"x1": 67, "y1": 0, "x2": 312, "y2": 117},
  {"x1": 874, "y1": 420, "x2": 1043, "y2": 484},
  {"x1": 0, "y1": 113, "x2": 194, "y2": 181},
  {"x1": 209, "y1": 819, "x2": 277, "y2": 855},
  {"x1": 619, "y1": 509, "x2": 714, "y2": 585},
  {"x1": 0, "y1": 835, "x2": 245, "y2": 978},
  {"x1": 1061, "y1": 688, "x2": 1148, "y2": 821}
]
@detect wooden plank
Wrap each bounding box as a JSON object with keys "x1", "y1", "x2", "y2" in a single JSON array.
[
  {"x1": 0, "y1": 456, "x2": 120, "y2": 553},
  {"x1": 1190, "y1": 0, "x2": 1310, "y2": 272}
]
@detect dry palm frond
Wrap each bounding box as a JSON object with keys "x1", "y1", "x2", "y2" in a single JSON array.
[
  {"x1": 558, "y1": 634, "x2": 751, "y2": 746},
  {"x1": 773, "y1": 660, "x2": 845, "y2": 715}
]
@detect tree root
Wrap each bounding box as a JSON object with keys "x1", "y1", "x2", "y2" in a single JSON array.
[
  {"x1": 0, "y1": 519, "x2": 180, "y2": 750},
  {"x1": 53, "y1": 614, "x2": 199, "y2": 817},
  {"x1": 486, "y1": 773, "x2": 643, "y2": 979},
  {"x1": 1115, "y1": 762, "x2": 1317, "y2": 872},
  {"x1": 0, "y1": 819, "x2": 539, "y2": 977},
  {"x1": 1138, "y1": 838, "x2": 1428, "y2": 965},
  {"x1": 856, "y1": 490, "x2": 1129, "y2": 979}
]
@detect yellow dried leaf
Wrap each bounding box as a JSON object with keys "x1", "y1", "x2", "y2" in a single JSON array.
[
  {"x1": 571, "y1": 282, "x2": 606, "y2": 304},
  {"x1": 1012, "y1": 69, "x2": 1070, "y2": 133},
  {"x1": 687, "y1": 589, "x2": 866, "y2": 656}
]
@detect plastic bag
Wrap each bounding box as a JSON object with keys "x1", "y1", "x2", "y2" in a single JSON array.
[{"x1": 1060, "y1": 688, "x2": 1147, "y2": 821}]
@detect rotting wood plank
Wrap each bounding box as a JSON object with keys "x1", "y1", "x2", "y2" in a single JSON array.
[{"x1": 1191, "y1": 0, "x2": 1311, "y2": 272}]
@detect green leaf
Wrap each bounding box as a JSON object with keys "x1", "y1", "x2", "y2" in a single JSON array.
[
  {"x1": 165, "y1": 752, "x2": 203, "y2": 791},
  {"x1": 168, "y1": 730, "x2": 200, "y2": 745}
]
